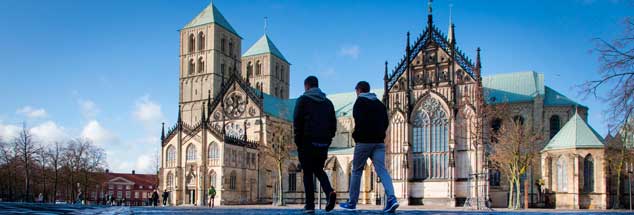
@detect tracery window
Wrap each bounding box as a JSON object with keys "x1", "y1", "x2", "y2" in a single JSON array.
[
  {"x1": 221, "y1": 37, "x2": 226, "y2": 53},
  {"x1": 247, "y1": 62, "x2": 253, "y2": 77},
  {"x1": 188, "y1": 34, "x2": 195, "y2": 53},
  {"x1": 197, "y1": 32, "x2": 205, "y2": 50},
  {"x1": 188, "y1": 59, "x2": 195, "y2": 75},
  {"x1": 412, "y1": 98, "x2": 449, "y2": 180},
  {"x1": 166, "y1": 146, "x2": 176, "y2": 167},
  {"x1": 186, "y1": 144, "x2": 197, "y2": 161},
  {"x1": 198, "y1": 57, "x2": 204, "y2": 73},
  {"x1": 584, "y1": 155, "x2": 594, "y2": 193},
  {"x1": 229, "y1": 171, "x2": 237, "y2": 190},
  {"x1": 167, "y1": 172, "x2": 174, "y2": 189},
  {"x1": 255, "y1": 61, "x2": 262, "y2": 76},
  {"x1": 208, "y1": 142, "x2": 219, "y2": 159}
]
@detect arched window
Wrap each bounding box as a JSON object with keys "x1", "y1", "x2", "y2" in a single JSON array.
[
  {"x1": 491, "y1": 118, "x2": 502, "y2": 143},
  {"x1": 281, "y1": 67, "x2": 285, "y2": 82},
  {"x1": 489, "y1": 168, "x2": 501, "y2": 186},
  {"x1": 275, "y1": 63, "x2": 279, "y2": 77},
  {"x1": 557, "y1": 156, "x2": 567, "y2": 192},
  {"x1": 167, "y1": 172, "x2": 174, "y2": 189},
  {"x1": 197, "y1": 32, "x2": 205, "y2": 51},
  {"x1": 188, "y1": 59, "x2": 195, "y2": 75},
  {"x1": 229, "y1": 39, "x2": 234, "y2": 56},
  {"x1": 209, "y1": 171, "x2": 217, "y2": 187},
  {"x1": 412, "y1": 98, "x2": 449, "y2": 180},
  {"x1": 186, "y1": 144, "x2": 197, "y2": 161},
  {"x1": 166, "y1": 146, "x2": 176, "y2": 167},
  {"x1": 255, "y1": 61, "x2": 262, "y2": 76},
  {"x1": 247, "y1": 62, "x2": 253, "y2": 77},
  {"x1": 229, "y1": 171, "x2": 237, "y2": 190},
  {"x1": 550, "y1": 115, "x2": 561, "y2": 139},
  {"x1": 208, "y1": 142, "x2": 219, "y2": 159},
  {"x1": 198, "y1": 58, "x2": 204, "y2": 73},
  {"x1": 584, "y1": 155, "x2": 594, "y2": 193},
  {"x1": 188, "y1": 34, "x2": 195, "y2": 53},
  {"x1": 288, "y1": 171, "x2": 297, "y2": 192},
  {"x1": 220, "y1": 37, "x2": 226, "y2": 53}
]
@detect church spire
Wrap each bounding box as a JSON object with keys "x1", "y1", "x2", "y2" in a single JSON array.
[
  {"x1": 475, "y1": 47, "x2": 482, "y2": 80},
  {"x1": 160, "y1": 122, "x2": 165, "y2": 143},
  {"x1": 200, "y1": 102, "x2": 206, "y2": 126},
  {"x1": 448, "y1": 4, "x2": 455, "y2": 45},
  {"x1": 427, "y1": 0, "x2": 433, "y2": 29},
  {"x1": 177, "y1": 104, "x2": 182, "y2": 128}
]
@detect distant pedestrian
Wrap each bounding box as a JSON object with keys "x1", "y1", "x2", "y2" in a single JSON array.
[
  {"x1": 339, "y1": 81, "x2": 399, "y2": 213},
  {"x1": 162, "y1": 190, "x2": 169, "y2": 206},
  {"x1": 208, "y1": 186, "x2": 216, "y2": 208},
  {"x1": 76, "y1": 191, "x2": 84, "y2": 205},
  {"x1": 293, "y1": 76, "x2": 337, "y2": 213},
  {"x1": 151, "y1": 190, "x2": 159, "y2": 207}
]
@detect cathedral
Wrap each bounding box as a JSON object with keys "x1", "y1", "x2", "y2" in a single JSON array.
[{"x1": 159, "y1": 1, "x2": 608, "y2": 209}]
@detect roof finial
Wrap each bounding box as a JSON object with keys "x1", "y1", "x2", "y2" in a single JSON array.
[
  {"x1": 428, "y1": 0, "x2": 433, "y2": 14},
  {"x1": 161, "y1": 122, "x2": 165, "y2": 142},
  {"x1": 264, "y1": 16, "x2": 268, "y2": 35},
  {"x1": 427, "y1": 0, "x2": 433, "y2": 29},
  {"x1": 448, "y1": 3, "x2": 455, "y2": 44}
]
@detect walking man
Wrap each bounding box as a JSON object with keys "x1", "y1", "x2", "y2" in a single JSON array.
[
  {"x1": 293, "y1": 76, "x2": 337, "y2": 213},
  {"x1": 162, "y1": 189, "x2": 169, "y2": 206},
  {"x1": 208, "y1": 186, "x2": 216, "y2": 208},
  {"x1": 339, "y1": 81, "x2": 399, "y2": 213}
]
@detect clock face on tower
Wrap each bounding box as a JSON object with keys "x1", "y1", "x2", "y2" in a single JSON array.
[{"x1": 224, "y1": 92, "x2": 246, "y2": 119}]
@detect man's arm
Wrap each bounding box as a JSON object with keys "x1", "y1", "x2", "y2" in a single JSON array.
[
  {"x1": 329, "y1": 100, "x2": 337, "y2": 139},
  {"x1": 293, "y1": 97, "x2": 305, "y2": 147}
]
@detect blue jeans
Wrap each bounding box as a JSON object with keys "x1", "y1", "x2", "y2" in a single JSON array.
[{"x1": 348, "y1": 143, "x2": 395, "y2": 205}]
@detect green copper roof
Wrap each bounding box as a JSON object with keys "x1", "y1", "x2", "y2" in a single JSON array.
[
  {"x1": 483, "y1": 71, "x2": 545, "y2": 104},
  {"x1": 242, "y1": 34, "x2": 289, "y2": 63},
  {"x1": 543, "y1": 112, "x2": 604, "y2": 151},
  {"x1": 544, "y1": 86, "x2": 584, "y2": 107},
  {"x1": 328, "y1": 90, "x2": 384, "y2": 117},
  {"x1": 262, "y1": 92, "x2": 296, "y2": 122},
  {"x1": 183, "y1": 3, "x2": 240, "y2": 37}
]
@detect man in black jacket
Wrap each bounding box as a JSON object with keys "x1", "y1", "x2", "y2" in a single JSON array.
[
  {"x1": 293, "y1": 76, "x2": 337, "y2": 213},
  {"x1": 339, "y1": 81, "x2": 398, "y2": 213}
]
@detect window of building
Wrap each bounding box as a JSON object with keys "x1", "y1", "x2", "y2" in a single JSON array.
[
  {"x1": 126, "y1": 191, "x2": 131, "y2": 199},
  {"x1": 208, "y1": 142, "x2": 219, "y2": 159},
  {"x1": 197, "y1": 32, "x2": 205, "y2": 51},
  {"x1": 221, "y1": 37, "x2": 226, "y2": 53},
  {"x1": 167, "y1": 173, "x2": 174, "y2": 189},
  {"x1": 126, "y1": 185, "x2": 131, "y2": 190},
  {"x1": 189, "y1": 34, "x2": 195, "y2": 53},
  {"x1": 117, "y1": 185, "x2": 122, "y2": 190},
  {"x1": 229, "y1": 39, "x2": 234, "y2": 56},
  {"x1": 167, "y1": 146, "x2": 176, "y2": 167},
  {"x1": 209, "y1": 171, "x2": 217, "y2": 187},
  {"x1": 198, "y1": 58, "x2": 204, "y2": 73},
  {"x1": 188, "y1": 59, "x2": 195, "y2": 75},
  {"x1": 255, "y1": 61, "x2": 261, "y2": 76},
  {"x1": 139, "y1": 185, "x2": 143, "y2": 189},
  {"x1": 489, "y1": 168, "x2": 501, "y2": 186},
  {"x1": 229, "y1": 171, "x2": 237, "y2": 190},
  {"x1": 134, "y1": 192, "x2": 139, "y2": 199},
  {"x1": 221, "y1": 63, "x2": 226, "y2": 75},
  {"x1": 186, "y1": 144, "x2": 197, "y2": 161},
  {"x1": 288, "y1": 173, "x2": 297, "y2": 192},
  {"x1": 584, "y1": 154, "x2": 594, "y2": 193},
  {"x1": 550, "y1": 115, "x2": 561, "y2": 139},
  {"x1": 412, "y1": 99, "x2": 449, "y2": 180},
  {"x1": 109, "y1": 185, "x2": 113, "y2": 190},
  {"x1": 557, "y1": 156, "x2": 567, "y2": 192},
  {"x1": 247, "y1": 62, "x2": 253, "y2": 78},
  {"x1": 108, "y1": 191, "x2": 114, "y2": 197},
  {"x1": 117, "y1": 191, "x2": 122, "y2": 199}
]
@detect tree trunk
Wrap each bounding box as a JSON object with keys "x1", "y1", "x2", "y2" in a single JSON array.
[
  {"x1": 277, "y1": 160, "x2": 285, "y2": 206},
  {"x1": 615, "y1": 169, "x2": 623, "y2": 209},
  {"x1": 515, "y1": 176, "x2": 521, "y2": 210},
  {"x1": 508, "y1": 178, "x2": 514, "y2": 209}
]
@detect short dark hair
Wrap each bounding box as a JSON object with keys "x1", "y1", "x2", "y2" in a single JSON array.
[
  {"x1": 304, "y1": 76, "x2": 319, "y2": 88},
  {"x1": 355, "y1": 81, "x2": 370, "y2": 93}
]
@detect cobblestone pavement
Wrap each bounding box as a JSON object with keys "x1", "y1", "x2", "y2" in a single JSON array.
[{"x1": 1, "y1": 203, "x2": 633, "y2": 215}]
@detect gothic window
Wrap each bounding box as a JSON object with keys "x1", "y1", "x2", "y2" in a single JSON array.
[
  {"x1": 281, "y1": 67, "x2": 285, "y2": 82},
  {"x1": 221, "y1": 37, "x2": 226, "y2": 53},
  {"x1": 584, "y1": 155, "x2": 594, "y2": 193},
  {"x1": 197, "y1": 32, "x2": 205, "y2": 51},
  {"x1": 557, "y1": 156, "x2": 567, "y2": 192},
  {"x1": 550, "y1": 115, "x2": 561, "y2": 139},
  {"x1": 208, "y1": 142, "x2": 219, "y2": 159},
  {"x1": 229, "y1": 39, "x2": 234, "y2": 57},
  {"x1": 412, "y1": 98, "x2": 449, "y2": 180},
  {"x1": 166, "y1": 146, "x2": 176, "y2": 167},
  {"x1": 255, "y1": 61, "x2": 262, "y2": 76},
  {"x1": 167, "y1": 172, "x2": 174, "y2": 189},
  {"x1": 221, "y1": 63, "x2": 226, "y2": 75},
  {"x1": 275, "y1": 63, "x2": 279, "y2": 77},
  {"x1": 489, "y1": 168, "x2": 501, "y2": 186},
  {"x1": 288, "y1": 172, "x2": 297, "y2": 192},
  {"x1": 186, "y1": 144, "x2": 197, "y2": 161},
  {"x1": 189, "y1": 34, "x2": 195, "y2": 53},
  {"x1": 491, "y1": 118, "x2": 502, "y2": 143},
  {"x1": 198, "y1": 57, "x2": 204, "y2": 73},
  {"x1": 389, "y1": 113, "x2": 405, "y2": 180},
  {"x1": 229, "y1": 171, "x2": 237, "y2": 190},
  {"x1": 247, "y1": 62, "x2": 253, "y2": 77},
  {"x1": 188, "y1": 59, "x2": 195, "y2": 75}
]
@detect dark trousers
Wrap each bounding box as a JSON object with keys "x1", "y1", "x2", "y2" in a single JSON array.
[{"x1": 298, "y1": 143, "x2": 333, "y2": 208}]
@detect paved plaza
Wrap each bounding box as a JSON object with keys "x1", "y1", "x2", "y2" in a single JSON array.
[{"x1": 1, "y1": 203, "x2": 633, "y2": 215}]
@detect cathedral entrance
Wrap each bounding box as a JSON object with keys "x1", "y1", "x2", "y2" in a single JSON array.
[{"x1": 187, "y1": 189, "x2": 196, "y2": 205}]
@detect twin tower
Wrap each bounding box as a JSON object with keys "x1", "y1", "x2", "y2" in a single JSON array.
[{"x1": 178, "y1": 2, "x2": 290, "y2": 125}]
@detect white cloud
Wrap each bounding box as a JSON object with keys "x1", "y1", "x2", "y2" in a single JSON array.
[
  {"x1": 135, "y1": 154, "x2": 152, "y2": 173},
  {"x1": 79, "y1": 99, "x2": 99, "y2": 119},
  {"x1": 319, "y1": 68, "x2": 336, "y2": 78},
  {"x1": 338, "y1": 45, "x2": 360, "y2": 59},
  {"x1": 81, "y1": 120, "x2": 116, "y2": 146},
  {"x1": 31, "y1": 121, "x2": 67, "y2": 145},
  {"x1": 0, "y1": 123, "x2": 20, "y2": 143},
  {"x1": 16, "y1": 106, "x2": 48, "y2": 118},
  {"x1": 133, "y1": 95, "x2": 164, "y2": 129}
]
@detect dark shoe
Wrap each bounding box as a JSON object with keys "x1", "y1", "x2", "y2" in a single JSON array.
[
  {"x1": 383, "y1": 196, "x2": 399, "y2": 213},
  {"x1": 325, "y1": 191, "x2": 337, "y2": 212},
  {"x1": 304, "y1": 204, "x2": 315, "y2": 214},
  {"x1": 339, "y1": 201, "x2": 357, "y2": 210}
]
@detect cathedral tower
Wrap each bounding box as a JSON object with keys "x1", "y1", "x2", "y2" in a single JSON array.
[
  {"x1": 241, "y1": 33, "x2": 290, "y2": 99},
  {"x1": 179, "y1": 2, "x2": 241, "y2": 124}
]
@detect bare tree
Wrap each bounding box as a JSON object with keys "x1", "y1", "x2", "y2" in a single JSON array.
[
  {"x1": 489, "y1": 108, "x2": 543, "y2": 209},
  {"x1": 47, "y1": 141, "x2": 64, "y2": 203},
  {"x1": 606, "y1": 121, "x2": 634, "y2": 209},
  {"x1": 13, "y1": 123, "x2": 40, "y2": 202}
]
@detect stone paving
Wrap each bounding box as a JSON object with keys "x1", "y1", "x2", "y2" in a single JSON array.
[{"x1": 1, "y1": 203, "x2": 633, "y2": 215}]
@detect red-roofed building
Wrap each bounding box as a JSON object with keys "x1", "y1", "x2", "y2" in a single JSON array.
[{"x1": 98, "y1": 170, "x2": 158, "y2": 206}]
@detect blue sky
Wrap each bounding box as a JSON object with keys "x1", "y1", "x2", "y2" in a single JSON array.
[{"x1": 0, "y1": 0, "x2": 631, "y2": 173}]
